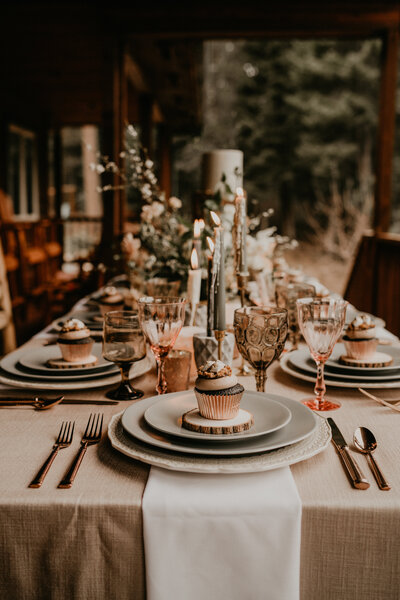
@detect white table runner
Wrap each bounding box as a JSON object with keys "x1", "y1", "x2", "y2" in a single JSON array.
[{"x1": 143, "y1": 466, "x2": 301, "y2": 600}]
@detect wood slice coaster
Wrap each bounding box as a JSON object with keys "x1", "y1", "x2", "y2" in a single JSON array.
[
  {"x1": 182, "y1": 408, "x2": 254, "y2": 435},
  {"x1": 46, "y1": 355, "x2": 98, "y2": 369},
  {"x1": 339, "y1": 352, "x2": 393, "y2": 368}
]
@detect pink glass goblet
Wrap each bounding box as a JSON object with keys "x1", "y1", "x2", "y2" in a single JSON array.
[
  {"x1": 296, "y1": 297, "x2": 347, "y2": 411},
  {"x1": 138, "y1": 296, "x2": 186, "y2": 395}
]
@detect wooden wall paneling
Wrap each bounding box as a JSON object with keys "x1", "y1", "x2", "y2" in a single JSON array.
[
  {"x1": 139, "y1": 93, "x2": 154, "y2": 155},
  {"x1": 374, "y1": 27, "x2": 399, "y2": 232},
  {"x1": 53, "y1": 130, "x2": 63, "y2": 220}
]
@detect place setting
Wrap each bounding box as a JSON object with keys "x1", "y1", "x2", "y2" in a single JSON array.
[
  {"x1": 280, "y1": 303, "x2": 400, "y2": 392},
  {"x1": 0, "y1": 315, "x2": 152, "y2": 392},
  {"x1": 109, "y1": 295, "x2": 331, "y2": 474}
]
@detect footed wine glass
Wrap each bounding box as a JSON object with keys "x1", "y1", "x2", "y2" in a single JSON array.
[
  {"x1": 103, "y1": 311, "x2": 146, "y2": 400},
  {"x1": 275, "y1": 282, "x2": 316, "y2": 350},
  {"x1": 234, "y1": 306, "x2": 288, "y2": 392},
  {"x1": 296, "y1": 297, "x2": 347, "y2": 411},
  {"x1": 138, "y1": 296, "x2": 186, "y2": 395}
]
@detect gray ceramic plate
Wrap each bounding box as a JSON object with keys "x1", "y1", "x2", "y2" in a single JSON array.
[
  {"x1": 16, "y1": 343, "x2": 116, "y2": 376},
  {"x1": 144, "y1": 392, "x2": 292, "y2": 442},
  {"x1": 289, "y1": 347, "x2": 400, "y2": 382},
  {"x1": 121, "y1": 391, "x2": 317, "y2": 457},
  {"x1": 280, "y1": 353, "x2": 400, "y2": 389}
]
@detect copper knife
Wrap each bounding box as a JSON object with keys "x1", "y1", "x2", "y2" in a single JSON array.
[{"x1": 328, "y1": 418, "x2": 370, "y2": 489}]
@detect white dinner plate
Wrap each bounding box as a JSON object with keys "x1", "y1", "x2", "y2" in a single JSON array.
[
  {"x1": 109, "y1": 409, "x2": 330, "y2": 474},
  {"x1": 16, "y1": 343, "x2": 116, "y2": 376},
  {"x1": 280, "y1": 353, "x2": 400, "y2": 389},
  {"x1": 144, "y1": 392, "x2": 292, "y2": 442},
  {"x1": 288, "y1": 348, "x2": 400, "y2": 382},
  {"x1": 121, "y1": 391, "x2": 317, "y2": 456}
]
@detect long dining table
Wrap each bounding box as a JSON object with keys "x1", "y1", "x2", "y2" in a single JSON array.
[{"x1": 0, "y1": 325, "x2": 400, "y2": 600}]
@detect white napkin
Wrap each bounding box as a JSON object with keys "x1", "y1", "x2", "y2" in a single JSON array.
[{"x1": 142, "y1": 466, "x2": 301, "y2": 600}]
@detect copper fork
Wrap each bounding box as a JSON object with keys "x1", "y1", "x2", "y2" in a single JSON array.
[
  {"x1": 58, "y1": 413, "x2": 104, "y2": 489},
  {"x1": 29, "y1": 421, "x2": 75, "y2": 488}
]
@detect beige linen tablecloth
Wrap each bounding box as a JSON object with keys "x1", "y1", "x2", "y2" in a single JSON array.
[{"x1": 0, "y1": 340, "x2": 400, "y2": 600}]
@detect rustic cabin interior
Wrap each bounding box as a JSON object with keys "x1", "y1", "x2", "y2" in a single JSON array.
[
  {"x1": 1, "y1": 4, "x2": 400, "y2": 599},
  {"x1": 0, "y1": 2, "x2": 399, "y2": 349}
]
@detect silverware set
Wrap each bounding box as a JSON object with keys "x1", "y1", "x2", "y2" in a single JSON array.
[
  {"x1": 29, "y1": 414, "x2": 104, "y2": 488},
  {"x1": 328, "y1": 418, "x2": 390, "y2": 491}
]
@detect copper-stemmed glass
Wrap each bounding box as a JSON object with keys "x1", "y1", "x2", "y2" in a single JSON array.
[
  {"x1": 103, "y1": 311, "x2": 146, "y2": 400},
  {"x1": 234, "y1": 306, "x2": 288, "y2": 392},
  {"x1": 138, "y1": 296, "x2": 186, "y2": 395},
  {"x1": 275, "y1": 282, "x2": 316, "y2": 350},
  {"x1": 296, "y1": 297, "x2": 347, "y2": 411}
]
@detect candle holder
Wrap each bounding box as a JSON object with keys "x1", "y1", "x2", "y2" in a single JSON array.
[
  {"x1": 236, "y1": 272, "x2": 252, "y2": 376},
  {"x1": 193, "y1": 332, "x2": 235, "y2": 369},
  {"x1": 237, "y1": 272, "x2": 249, "y2": 308},
  {"x1": 214, "y1": 330, "x2": 225, "y2": 360}
]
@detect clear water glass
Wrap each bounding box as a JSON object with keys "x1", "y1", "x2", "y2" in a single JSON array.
[{"x1": 103, "y1": 311, "x2": 146, "y2": 400}]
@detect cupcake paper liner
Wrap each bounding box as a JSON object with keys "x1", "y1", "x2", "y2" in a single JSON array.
[
  {"x1": 194, "y1": 389, "x2": 244, "y2": 420},
  {"x1": 343, "y1": 338, "x2": 378, "y2": 360}
]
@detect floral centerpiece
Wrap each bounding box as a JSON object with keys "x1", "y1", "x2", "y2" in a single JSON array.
[{"x1": 91, "y1": 125, "x2": 192, "y2": 284}]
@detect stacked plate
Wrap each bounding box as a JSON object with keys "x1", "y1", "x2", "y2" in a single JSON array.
[
  {"x1": 108, "y1": 390, "x2": 332, "y2": 474},
  {"x1": 0, "y1": 342, "x2": 151, "y2": 390},
  {"x1": 281, "y1": 343, "x2": 400, "y2": 389}
]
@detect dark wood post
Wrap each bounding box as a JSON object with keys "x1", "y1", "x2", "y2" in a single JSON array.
[
  {"x1": 159, "y1": 123, "x2": 171, "y2": 199},
  {"x1": 374, "y1": 27, "x2": 399, "y2": 233},
  {"x1": 100, "y1": 40, "x2": 129, "y2": 265}
]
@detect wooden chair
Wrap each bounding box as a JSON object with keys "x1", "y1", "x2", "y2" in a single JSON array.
[{"x1": 344, "y1": 232, "x2": 400, "y2": 337}]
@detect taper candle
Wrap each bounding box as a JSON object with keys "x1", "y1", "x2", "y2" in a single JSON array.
[
  {"x1": 206, "y1": 236, "x2": 214, "y2": 337},
  {"x1": 210, "y1": 211, "x2": 226, "y2": 331},
  {"x1": 187, "y1": 248, "x2": 202, "y2": 326},
  {"x1": 234, "y1": 187, "x2": 248, "y2": 274},
  {"x1": 192, "y1": 220, "x2": 202, "y2": 262}
]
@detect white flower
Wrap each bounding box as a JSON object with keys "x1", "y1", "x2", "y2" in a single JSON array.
[
  {"x1": 168, "y1": 196, "x2": 182, "y2": 210},
  {"x1": 121, "y1": 233, "x2": 141, "y2": 260},
  {"x1": 141, "y1": 202, "x2": 164, "y2": 222},
  {"x1": 96, "y1": 164, "x2": 105, "y2": 174},
  {"x1": 177, "y1": 223, "x2": 189, "y2": 236}
]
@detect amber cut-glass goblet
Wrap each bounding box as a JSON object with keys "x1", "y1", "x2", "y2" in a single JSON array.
[
  {"x1": 138, "y1": 296, "x2": 186, "y2": 395},
  {"x1": 234, "y1": 306, "x2": 288, "y2": 392},
  {"x1": 296, "y1": 297, "x2": 347, "y2": 411}
]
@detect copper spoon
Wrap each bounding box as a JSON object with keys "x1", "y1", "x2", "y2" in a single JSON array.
[
  {"x1": 0, "y1": 396, "x2": 65, "y2": 410},
  {"x1": 354, "y1": 427, "x2": 391, "y2": 491}
]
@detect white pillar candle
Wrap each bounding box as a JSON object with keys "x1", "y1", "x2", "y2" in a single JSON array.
[
  {"x1": 187, "y1": 248, "x2": 202, "y2": 326},
  {"x1": 201, "y1": 150, "x2": 243, "y2": 198}
]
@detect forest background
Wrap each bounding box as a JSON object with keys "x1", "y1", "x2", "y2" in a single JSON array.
[{"x1": 173, "y1": 39, "x2": 400, "y2": 292}]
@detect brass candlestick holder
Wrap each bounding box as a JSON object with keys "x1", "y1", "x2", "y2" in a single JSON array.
[
  {"x1": 237, "y1": 272, "x2": 249, "y2": 307},
  {"x1": 236, "y1": 272, "x2": 252, "y2": 376},
  {"x1": 214, "y1": 330, "x2": 226, "y2": 360}
]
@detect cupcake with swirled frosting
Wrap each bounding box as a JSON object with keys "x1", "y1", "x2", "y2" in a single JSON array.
[
  {"x1": 343, "y1": 315, "x2": 378, "y2": 359},
  {"x1": 57, "y1": 319, "x2": 94, "y2": 362},
  {"x1": 194, "y1": 360, "x2": 244, "y2": 420},
  {"x1": 98, "y1": 286, "x2": 125, "y2": 316}
]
